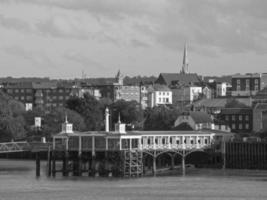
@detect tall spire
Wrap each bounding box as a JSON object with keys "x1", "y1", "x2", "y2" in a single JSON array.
[{"x1": 181, "y1": 43, "x2": 188, "y2": 74}]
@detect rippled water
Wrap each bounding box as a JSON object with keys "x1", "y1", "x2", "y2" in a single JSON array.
[{"x1": 0, "y1": 159, "x2": 267, "y2": 200}]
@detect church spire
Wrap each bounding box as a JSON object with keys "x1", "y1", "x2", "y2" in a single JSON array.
[{"x1": 181, "y1": 43, "x2": 188, "y2": 74}]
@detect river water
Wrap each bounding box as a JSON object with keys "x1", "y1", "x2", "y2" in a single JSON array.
[{"x1": 0, "y1": 159, "x2": 267, "y2": 200}]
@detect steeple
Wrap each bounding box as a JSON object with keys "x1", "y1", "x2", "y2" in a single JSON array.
[
  {"x1": 181, "y1": 43, "x2": 189, "y2": 74},
  {"x1": 115, "y1": 69, "x2": 124, "y2": 85},
  {"x1": 61, "y1": 114, "x2": 73, "y2": 133}
]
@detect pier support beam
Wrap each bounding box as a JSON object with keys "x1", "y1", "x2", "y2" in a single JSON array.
[
  {"x1": 153, "y1": 151, "x2": 157, "y2": 176},
  {"x1": 47, "y1": 148, "x2": 51, "y2": 177},
  {"x1": 62, "y1": 151, "x2": 69, "y2": 176},
  {"x1": 52, "y1": 151, "x2": 56, "y2": 177},
  {"x1": 36, "y1": 152, "x2": 40, "y2": 177},
  {"x1": 181, "y1": 155, "x2": 185, "y2": 176}
]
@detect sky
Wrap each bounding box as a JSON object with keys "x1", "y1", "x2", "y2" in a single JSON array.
[{"x1": 0, "y1": 0, "x2": 267, "y2": 79}]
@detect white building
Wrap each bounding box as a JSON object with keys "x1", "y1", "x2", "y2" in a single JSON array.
[
  {"x1": 216, "y1": 82, "x2": 228, "y2": 97},
  {"x1": 148, "y1": 84, "x2": 172, "y2": 107}
]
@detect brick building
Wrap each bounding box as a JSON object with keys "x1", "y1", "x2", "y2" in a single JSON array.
[{"x1": 219, "y1": 108, "x2": 253, "y2": 133}]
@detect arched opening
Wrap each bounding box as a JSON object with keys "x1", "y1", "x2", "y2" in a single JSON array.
[{"x1": 185, "y1": 151, "x2": 210, "y2": 168}]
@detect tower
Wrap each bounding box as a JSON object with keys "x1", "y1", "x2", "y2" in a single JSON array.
[
  {"x1": 181, "y1": 43, "x2": 189, "y2": 74},
  {"x1": 61, "y1": 115, "x2": 73, "y2": 133},
  {"x1": 115, "y1": 70, "x2": 124, "y2": 85},
  {"x1": 105, "y1": 107, "x2": 110, "y2": 132}
]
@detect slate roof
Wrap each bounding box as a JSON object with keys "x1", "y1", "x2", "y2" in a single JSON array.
[
  {"x1": 188, "y1": 111, "x2": 213, "y2": 123},
  {"x1": 153, "y1": 84, "x2": 171, "y2": 92},
  {"x1": 193, "y1": 98, "x2": 252, "y2": 108},
  {"x1": 220, "y1": 108, "x2": 252, "y2": 115},
  {"x1": 254, "y1": 87, "x2": 267, "y2": 99},
  {"x1": 254, "y1": 103, "x2": 267, "y2": 110},
  {"x1": 155, "y1": 73, "x2": 201, "y2": 86}
]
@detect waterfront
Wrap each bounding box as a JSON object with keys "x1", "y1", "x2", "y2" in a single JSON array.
[{"x1": 0, "y1": 160, "x2": 267, "y2": 200}]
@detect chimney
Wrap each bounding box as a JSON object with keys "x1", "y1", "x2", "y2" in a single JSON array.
[{"x1": 105, "y1": 107, "x2": 110, "y2": 132}]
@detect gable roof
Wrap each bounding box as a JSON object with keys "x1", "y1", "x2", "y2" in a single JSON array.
[
  {"x1": 153, "y1": 84, "x2": 171, "y2": 92},
  {"x1": 155, "y1": 73, "x2": 201, "y2": 86},
  {"x1": 188, "y1": 111, "x2": 213, "y2": 123}
]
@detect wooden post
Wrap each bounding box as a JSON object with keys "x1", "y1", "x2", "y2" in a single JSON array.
[
  {"x1": 36, "y1": 152, "x2": 40, "y2": 177},
  {"x1": 62, "y1": 151, "x2": 69, "y2": 176},
  {"x1": 170, "y1": 154, "x2": 175, "y2": 170},
  {"x1": 52, "y1": 151, "x2": 56, "y2": 177},
  {"x1": 152, "y1": 151, "x2": 156, "y2": 176},
  {"x1": 47, "y1": 146, "x2": 51, "y2": 177},
  {"x1": 182, "y1": 155, "x2": 185, "y2": 176}
]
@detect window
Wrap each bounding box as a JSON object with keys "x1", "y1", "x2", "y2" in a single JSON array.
[
  {"x1": 20, "y1": 96, "x2": 25, "y2": 100},
  {"x1": 159, "y1": 92, "x2": 161, "y2": 95},
  {"x1": 159, "y1": 98, "x2": 161, "y2": 102},
  {"x1": 26, "y1": 96, "x2": 32, "y2": 101},
  {"x1": 237, "y1": 79, "x2": 241, "y2": 91},
  {"x1": 245, "y1": 79, "x2": 250, "y2": 91},
  {"x1": 232, "y1": 124, "x2": 236, "y2": 129},
  {"x1": 20, "y1": 89, "x2": 24, "y2": 93},
  {"x1": 163, "y1": 92, "x2": 165, "y2": 95},
  {"x1": 239, "y1": 115, "x2": 243, "y2": 121},
  {"x1": 26, "y1": 89, "x2": 32, "y2": 93},
  {"x1": 14, "y1": 96, "x2": 19, "y2": 100},
  {"x1": 232, "y1": 115, "x2": 236, "y2": 121},
  {"x1": 245, "y1": 115, "x2": 249, "y2": 121},
  {"x1": 58, "y1": 89, "x2": 64, "y2": 93},
  {"x1": 59, "y1": 96, "x2": 64, "y2": 100},
  {"x1": 7, "y1": 89, "x2": 13, "y2": 94},
  {"x1": 239, "y1": 124, "x2": 243, "y2": 130},
  {"x1": 15, "y1": 89, "x2": 19, "y2": 93},
  {"x1": 166, "y1": 98, "x2": 169, "y2": 103},
  {"x1": 245, "y1": 123, "x2": 249, "y2": 129},
  {"x1": 225, "y1": 116, "x2": 229, "y2": 121}
]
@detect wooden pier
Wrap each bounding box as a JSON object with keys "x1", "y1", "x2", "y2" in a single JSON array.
[{"x1": 45, "y1": 109, "x2": 231, "y2": 178}]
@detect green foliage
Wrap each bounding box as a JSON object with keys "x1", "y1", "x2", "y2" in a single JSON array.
[
  {"x1": 66, "y1": 93, "x2": 103, "y2": 131},
  {"x1": 143, "y1": 105, "x2": 180, "y2": 130},
  {"x1": 0, "y1": 92, "x2": 27, "y2": 142},
  {"x1": 109, "y1": 100, "x2": 143, "y2": 130},
  {"x1": 24, "y1": 107, "x2": 86, "y2": 140}
]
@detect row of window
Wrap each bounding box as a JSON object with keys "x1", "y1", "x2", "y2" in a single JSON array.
[
  {"x1": 236, "y1": 79, "x2": 259, "y2": 91},
  {"x1": 158, "y1": 97, "x2": 169, "y2": 103},
  {"x1": 225, "y1": 115, "x2": 250, "y2": 121},
  {"x1": 14, "y1": 96, "x2": 69, "y2": 101},
  {"x1": 7, "y1": 88, "x2": 71, "y2": 94},
  {"x1": 143, "y1": 137, "x2": 209, "y2": 145},
  {"x1": 231, "y1": 123, "x2": 250, "y2": 130},
  {"x1": 158, "y1": 92, "x2": 170, "y2": 96}
]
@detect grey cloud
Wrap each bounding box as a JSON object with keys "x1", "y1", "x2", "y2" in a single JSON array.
[
  {"x1": 2, "y1": 45, "x2": 57, "y2": 69},
  {"x1": 0, "y1": 15, "x2": 31, "y2": 32},
  {"x1": 64, "y1": 51, "x2": 107, "y2": 70},
  {"x1": 131, "y1": 39, "x2": 150, "y2": 48}
]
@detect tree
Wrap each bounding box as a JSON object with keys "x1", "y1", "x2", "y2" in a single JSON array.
[
  {"x1": 66, "y1": 93, "x2": 104, "y2": 131},
  {"x1": 0, "y1": 92, "x2": 27, "y2": 142},
  {"x1": 24, "y1": 107, "x2": 86, "y2": 141},
  {"x1": 143, "y1": 105, "x2": 180, "y2": 130},
  {"x1": 110, "y1": 100, "x2": 143, "y2": 130}
]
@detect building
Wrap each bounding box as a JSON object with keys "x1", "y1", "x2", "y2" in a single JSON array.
[
  {"x1": 216, "y1": 82, "x2": 230, "y2": 97},
  {"x1": 192, "y1": 98, "x2": 252, "y2": 115},
  {"x1": 253, "y1": 103, "x2": 267, "y2": 133},
  {"x1": 147, "y1": 84, "x2": 172, "y2": 107},
  {"x1": 4, "y1": 81, "x2": 74, "y2": 110},
  {"x1": 174, "y1": 111, "x2": 231, "y2": 132},
  {"x1": 155, "y1": 45, "x2": 202, "y2": 88},
  {"x1": 219, "y1": 108, "x2": 253, "y2": 133},
  {"x1": 202, "y1": 86, "x2": 212, "y2": 99},
  {"x1": 174, "y1": 111, "x2": 214, "y2": 130},
  {"x1": 172, "y1": 86, "x2": 202, "y2": 105},
  {"x1": 231, "y1": 73, "x2": 267, "y2": 97}
]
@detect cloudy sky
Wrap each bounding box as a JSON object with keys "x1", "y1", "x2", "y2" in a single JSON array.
[{"x1": 0, "y1": 0, "x2": 267, "y2": 79}]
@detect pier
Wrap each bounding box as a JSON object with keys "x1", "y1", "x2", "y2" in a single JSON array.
[{"x1": 47, "y1": 108, "x2": 232, "y2": 177}]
